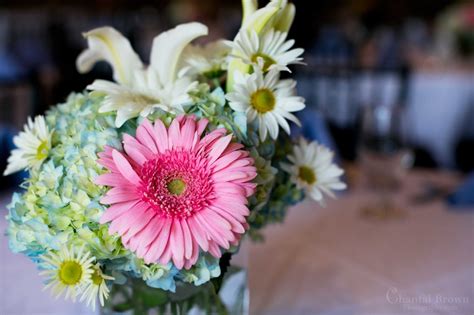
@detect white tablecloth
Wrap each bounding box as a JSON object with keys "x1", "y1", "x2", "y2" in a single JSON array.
[
  {"x1": 249, "y1": 170, "x2": 474, "y2": 315},
  {"x1": 1, "y1": 170, "x2": 473, "y2": 315}
]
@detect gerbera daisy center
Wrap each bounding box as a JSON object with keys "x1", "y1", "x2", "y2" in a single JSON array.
[
  {"x1": 250, "y1": 88, "x2": 276, "y2": 113},
  {"x1": 298, "y1": 165, "x2": 316, "y2": 185},
  {"x1": 166, "y1": 178, "x2": 187, "y2": 195},
  {"x1": 58, "y1": 261, "x2": 83, "y2": 285},
  {"x1": 140, "y1": 150, "x2": 214, "y2": 219},
  {"x1": 251, "y1": 53, "x2": 276, "y2": 72}
]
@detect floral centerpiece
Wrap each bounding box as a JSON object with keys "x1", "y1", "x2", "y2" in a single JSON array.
[{"x1": 4, "y1": 0, "x2": 345, "y2": 314}]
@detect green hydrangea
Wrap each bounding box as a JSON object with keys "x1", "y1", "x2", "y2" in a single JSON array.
[
  {"x1": 6, "y1": 89, "x2": 305, "y2": 292},
  {"x1": 6, "y1": 92, "x2": 220, "y2": 292}
]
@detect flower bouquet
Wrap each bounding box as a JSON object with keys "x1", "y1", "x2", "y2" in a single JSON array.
[{"x1": 4, "y1": 0, "x2": 345, "y2": 314}]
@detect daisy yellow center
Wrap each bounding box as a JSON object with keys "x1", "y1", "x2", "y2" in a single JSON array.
[
  {"x1": 167, "y1": 178, "x2": 187, "y2": 196},
  {"x1": 298, "y1": 166, "x2": 316, "y2": 185},
  {"x1": 36, "y1": 140, "x2": 49, "y2": 160},
  {"x1": 250, "y1": 89, "x2": 275, "y2": 114},
  {"x1": 58, "y1": 261, "x2": 83, "y2": 285},
  {"x1": 91, "y1": 269, "x2": 103, "y2": 286},
  {"x1": 251, "y1": 53, "x2": 276, "y2": 72}
]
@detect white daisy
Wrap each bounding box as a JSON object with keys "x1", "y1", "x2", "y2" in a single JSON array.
[
  {"x1": 77, "y1": 23, "x2": 208, "y2": 127},
  {"x1": 3, "y1": 115, "x2": 53, "y2": 176},
  {"x1": 39, "y1": 246, "x2": 95, "y2": 302},
  {"x1": 80, "y1": 264, "x2": 114, "y2": 310},
  {"x1": 226, "y1": 67, "x2": 305, "y2": 141},
  {"x1": 230, "y1": 29, "x2": 304, "y2": 72},
  {"x1": 281, "y1": 138, "x2": 346, "y2": 205},
  {"x1": 179, "y1": 40, "x2": 231, "y2": 78}
]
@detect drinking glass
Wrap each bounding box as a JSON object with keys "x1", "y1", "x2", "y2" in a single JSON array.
[{"x1": 358, "y1": 103, "x2": 413, "y2": 219}]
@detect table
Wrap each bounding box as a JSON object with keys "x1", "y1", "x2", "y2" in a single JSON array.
[
  {"x1": 249, "y1": 170, "x2": 474, "y2": 315},
  {"x1": 1, "y1": 170, "x2": 473, "y2": 314}
]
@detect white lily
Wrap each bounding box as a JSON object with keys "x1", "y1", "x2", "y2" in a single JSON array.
[
  {"x1": 77, "y1": 23, "x2": 208, "y2": 127},
  {"x1": 76, "y1": 27, "x2": 143, "y2": 87}
]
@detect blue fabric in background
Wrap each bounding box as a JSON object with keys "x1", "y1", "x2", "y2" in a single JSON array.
[
  {"x1": 447, "y1": 172, "x2": 474, "y2": 209},
  {"x1": 293, "y1": 108, "x2": 337, "y2": 152}
]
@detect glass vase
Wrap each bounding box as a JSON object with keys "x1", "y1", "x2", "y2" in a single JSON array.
[{"x1": 100, "y1": 246, "x2": 248, "y2": 315}]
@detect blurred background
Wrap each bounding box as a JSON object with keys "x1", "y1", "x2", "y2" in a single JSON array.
[
  {"x1": 1, "y1": 0, "x2": 473, "y2": 184},
  {"x1": 0, "y1": 0, "x2": 473, "y2": 314}
]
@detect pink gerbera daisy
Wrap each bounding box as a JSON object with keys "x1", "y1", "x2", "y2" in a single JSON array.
[{"x1": 95, "y1": 115, "x2": 256, "y2": 269}]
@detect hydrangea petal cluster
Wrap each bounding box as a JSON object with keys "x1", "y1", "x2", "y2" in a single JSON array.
[{"x1": 96, "y1": 115, "x2": 257, "y2": 269}]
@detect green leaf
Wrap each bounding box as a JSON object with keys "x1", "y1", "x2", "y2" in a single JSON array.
[
  {"x1": 141, "y1": 289, "x2": 169, "y2": 308},
  {"x1": 112, "y1": 302, "x2": 133, "y2": 312}
]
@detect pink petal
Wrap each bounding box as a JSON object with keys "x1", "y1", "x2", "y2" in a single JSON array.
[
  {"x1": 122, "y1": 210, "x2": 155, "y2": 244},
  {"x1": 145, "y1": 218, "x2": 172, "y2": 263},
  {"x1": 184, "y1": 239, "x2": 199, "y2": 269},
  {"x1": 128, "y1": 217, "x2": 156, "y2": 252},
  {"x1": 187, "y1": 217, "x2": 209, "y2": 251},
  {"x1": 180, "y1": 219, "x2": 193, "y2": 260},
  {"x1": 208, "y1": 206, "x2": 245, "y2": 234},
  {"x1": 159, "y1": 242, "x2": 173, "y2": 265},
  {"x1": 112, "y1": 150, "x2": 141, "y2": 185},
  {"x1": 213, "y1": 200, "x2": 250, "y2": 217},
  {"x1": 134, "y1": 217, "x2": 166, "y2": 257},
  {"x1": 153, "y1": 120, "x2": 169, "y2": 153},
  {"x1": 194, "y1": 213, "x2": 231, "y2": 249},
  {"x1": 97, "y1": 147, "x2": 118, "y2": 172},
  {"x1": 208, "y1": 135, "x2": 232, "y2": 164},
  {"x1": 197, "y1": 128, "x2": 226, "y2": 152},
  {"x1": 123, "y1": 134, "x2": 155, "y2": 160},
  {"x1": 136, "y1": 119, "x2": 158, "y2": 154},
  {"x1": 200, "y1": 209, "x2": 231, "y2": 230},
  {"x1": 213, "y1": 182, "x2": 246, "y2": 195},
  {"x1": 101, "y1": 192, "x2": 139, "y2": 205},
  {"x1": 100, "y1": 200, "x2": 141, "y2": 224},
  {"x1": 94, "y1": 173, "x2": 126, "y2": 187},
  {"x1": 179, "y1": 118, "x2": 196, "y2": 149},
  {"x1": 105, "y1": 186, "x2": 138, "y2": 197},
  {"x1": 212, "y1": 171, "x2": 248, "y2": 182},
  {"x1": 208, "y1": 241, "x2": 222, "y2": 258},
  {"x1": 211, "y1": 151, "x2": 242, "y2": 171},
  {"x1": 109, "y1": 202, "x2": 149, "y2": 235},
  {"x1": 196, "y1": 118, "x2": 208, "y2": 136},
  {"x1": 168, "y1": 118, "x2": 181, "y2": 149},
  {"x1": 170, "y1": 219, "x2": 185, "y2": 269},
  {"x1": 224, "y1": 159, "x2": 252, "y2": 171},
  {"x1": 123, "y1": 144, "x2": 148, "y2": 166},
  {"x1": 222, "y1": 142, "x2": 244, "y2": 155}
]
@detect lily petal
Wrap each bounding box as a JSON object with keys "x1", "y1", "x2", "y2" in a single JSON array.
[
  {"x1": 242, "y1": 0, "x2": 258, "y2": 24},
  {"x1": 77, "y1": 27, "x2": 143, "y2": 86},
  {"x1": 274, "y1": 2, "x2": 295, "y2": 32},
  {"x1": 226, "y1": 2, "x2": 280, "y2": 92},
  {"x1": 150, "y1": 22, "x2": 208, "y2": 85},
  {"x1": 242, "y1": 2, "x2": 279, "y2": 33}
]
